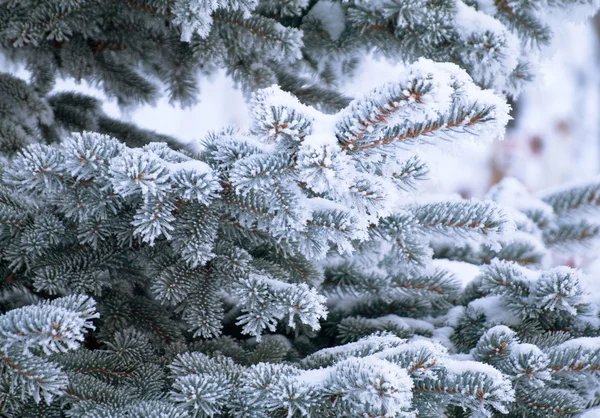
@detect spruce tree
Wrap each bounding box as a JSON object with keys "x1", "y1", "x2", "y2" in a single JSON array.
[{"x1": 2, "y1": 1, "x2": 600, "y2": 417}]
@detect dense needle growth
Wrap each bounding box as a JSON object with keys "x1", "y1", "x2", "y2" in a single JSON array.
[{"x1": 2, "y1": 1, "x2": 600, "y2": 417}]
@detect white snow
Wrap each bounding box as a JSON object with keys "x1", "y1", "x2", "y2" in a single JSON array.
[
  {"x1": 510, "y1": 343, "x2": 543, "y2": 358},
  {"x1": 430, "y1": 326, "x2": 455, "y2": 348},
  {"x1": 454, "y1": 0, "x2": 519, "y2": 93},
  {"x1": 430, "y1": 259, "x2": 481, "y2": 289},
  {"x1": 443, "y1": 357, "x2": 505, "y2": 379},
  {"x1": 376, "y1": 315, "x2": 436, "y2": 333},
  {"x1": 295, "y1": 366, "x2": 333, "y2": 386},
  {"x1": 487, "y1": 177, "x2": 554, "y2": 219},
  {"x1": 580, "y1": 407, "x2": 600, "y2": 418},
  {"x1": 481, "y1": 325, "x2": 515, "y2": 340},
  {"x1": 306, "y1": 1, "x2": 345, "y2": 41},
  {"x1": 439, "y1": 306, "x2": 466, "y2": 328},
  {"x1": 557, "y1": 336, "x2": 600, "y2": 351},
  {"x1": 303, "y1": 333, "x2": 406, "y2": 364},
  {"x1": 166, "y1": 159, "x2": 212, "y2": 174},
  {"x1": 468, "y1": 295, "x2": 521, "y2": 326}
]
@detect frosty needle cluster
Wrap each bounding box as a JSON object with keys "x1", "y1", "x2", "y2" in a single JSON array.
[{"x1": 2, "y1": 1, "x2": 600, "y2": 417}]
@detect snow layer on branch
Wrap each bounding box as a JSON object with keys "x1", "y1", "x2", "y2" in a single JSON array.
[
  {"x1": 257, "y1": 58, "x2": 510, "y2": 158},
  {"x1": 250, "y1": 85, "x2": 318, "y2": 131},
  {"x1": 510, "y1": 342, "x2": 545, "y2": 359},
  {"x1": 444, "y1": 306, "x2": 467, "y2": 327},
  {"x1": 443, "y1": 357, "x2": 508, "y2": 382},
  {"x1": 454, "y1": 1, "x2": 520, "y2": 92},
  {"x1": 468, "y1": 295, "x2": 521, "y2": 326},
  {"x1": 233, "y1": 274, "x2": 327, "y2": 340},
  {"x1": 431, "y1": 259, "x2": 481, "y2": 289},
  {"x1": 298, "y1": 357, "x2": 414, "y2": 415},
  {"x1": 581, "y1": 407, "x2": 600, "y2": 418},
  {"x1": 478, "y1": 324, "x2": 515, "y2": 340},
  {"x1": 336, "y1": 58, "x2": 510, "y2": 151},
  {"x1": 301, "y1": 333, "x2": 407, "y2": 368},
  {"x1": 556, "y1": 336, "x2": 600, "y2": 351},
  {"x1": 166, "y1": 159, "x2": 212, "y2": 175}
]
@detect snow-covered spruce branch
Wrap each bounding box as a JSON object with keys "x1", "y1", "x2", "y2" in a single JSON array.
[
  {"x1": 0, "y1": 295, "x2": 97, "y2": 404},
  {"x1": 472, "y1": 325, "x2": 600, "y2": 416},
  {"x1": 542, "y1": 179, "x2": 600, "y2": 217},
  {"x1": 447, "y1": 260, "x2": 600, "y2": 416},
  {"x1": 335, "y1": 60, "x2": 508, "y2": 153},
  {"x1": 2, "y1": 59, "x2": 510, "y2": 260},
  {"x1": 432, "y1": 177, "x2": 600, "y2": 267},
  {"x1": 169, "y1": 334, "x2": 514, "y2": 417},
  {"x1": 0, "y1": 62, "x2": 512, "y2": 351},
  {"x1": 342, "y1": 0, "x2": 597, "y2": 96},
  {"x1": 2, "y1": 1, "x2": 600, "y2": 417},
  {"x1": 474, "y1": 260, "x2": 586, "y2": 317},
  {"x1": 0, "y1": 0, "x2": 596, "y2": 118},
  {"x1": 6, "y1": 57, "x2": 600, "y2": 416},
  {"x1": 0, "y1": 0, "x2": 597, "y2": 156}
]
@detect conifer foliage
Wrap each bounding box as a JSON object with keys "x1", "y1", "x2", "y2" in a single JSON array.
[
  {"x1": 2, "y1": 1, "x2": 600, "y2": 417},
  {"x1": 0, "y1": 0, "x2": 597, "y2": 152}
]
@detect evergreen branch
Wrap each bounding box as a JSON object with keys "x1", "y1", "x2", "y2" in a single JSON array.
[
  {"x1": 212, "y1": 10, "x2": 302, "y2": 61},
  {"x1": 541, "y1": 181, "x2": 600, "y2": 217},
  {"x1": 1, "y1": 349, "x2": 68, "y2": 404},
  {"x1": 391, "y1": 156, "x2": 430, "y2": 190},
  {"x1": 494, "y1": 0, "x2": 551, "y2": 45},
  {"x1": 513, "y1": 387, "x2": 584, "y2": 416},
  {"x1": 337, "y1": 83, "x2": 426, "y2": 149},
  {"x1": 543, "y1": 220, "x2": 600, "y2": 249},
  {"x1": 434, "y1": 239, "x2": 547, "y2": 266},
  {"x1": 354, "y1": 105, "x2": 495, "y2": 152},
  {"x1": 183, "y1": 263, "x2": 224, "y2": 339},
  {"x1": 1, "y1": 1, "x2": 600, "y2": 416},
  {"x1": 413, "y1": 200, "x2": 507, "y2": 237},
  {"x1": 390, "y1": 270, "x2": 460, "y2": 300}
]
